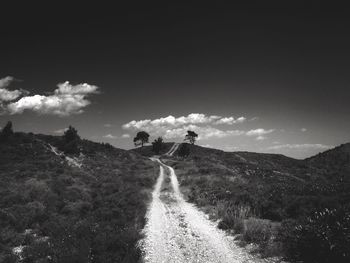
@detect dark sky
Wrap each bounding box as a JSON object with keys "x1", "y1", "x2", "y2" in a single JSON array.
[{"x1": 1, "y1": 2, "x2": 349, "y2": 158}]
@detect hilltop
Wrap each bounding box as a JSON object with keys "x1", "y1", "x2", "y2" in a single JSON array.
[{"x1": 0, "y1": 131, "x2": 157, "y2": 262}]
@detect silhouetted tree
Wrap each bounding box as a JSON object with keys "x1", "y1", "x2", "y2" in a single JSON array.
[
  {"x1": 0, "y1": 121, "x2": 14, "y2": 143},
  {"x1": 184, "y1": 130, "x2": 198, "y2": 145},
  {"x1": 178, "y1": 143, "x2": 190, "y2": 158},
  {"x1": 61, "y1": 126, "x2": 80, "y2": 154},
  {"x1": 64, "y1": 126, "x2": 80, "y2": 143},
  {"x1": 152, "y1": 137, "x2": 164, "y2": 154},
  {"x1": 133, "y1": 131, "x2": 150, "y2": 147},
  {"x1": 1, "y1": 121, "x2": 14, "y2": 137}
]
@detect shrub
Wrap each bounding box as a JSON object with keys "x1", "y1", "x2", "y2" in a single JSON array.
[
  {"x1": 243, "y1": 217, "x2": 274, "y2": 244},
  {"x1": 58, "y1": 126, "x2": 81, "y2": 154},
  {"x1": 1, "y1": 121, "x2": 14, "y2": 137},
  {"x1": 152, "y1": 137, "x2": 164, "y2": 154},
  {"x1": 178, "y1": 143, "x2": 190, "y2": 158},
  {"x1": 280, "y1": 207, "x2": 350, "y2": 263}
]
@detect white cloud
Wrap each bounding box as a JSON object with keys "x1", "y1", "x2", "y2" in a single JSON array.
[
  {"x1": 122, "y1": 113, "x2": 246, "y2": 131},
  {"x1": 301, "y1": 128, "x2": 307, "y2": 132},
  {"x1": 256, "y1": 135, "x2": 266, "y2": 141},
  {"x1": 53, "y1": 128, "x2": 68, "y2": 134},
  {"x1": 0, "y1": 76, "x2": 24, "y2": 102},
  {"x1": 0, "y1": 76, "x2": 15, "y2": 88},
  {"x1": 6, "y1": 81, "x2": 99, "y2": 116},
  {"x1": 103, "y1": 134, "x2": 118, "y2": 139},
  {"x1": 267, "y1": 144, "x2": 333, "y2": 150},
  {"x1": 122, "y1": 114, "x2": 278, "y2": 141},
  {"x1": 163, "y1": 125, "x2": 244, "y2": 140},
  {"x1": 223, "y1": 145, "x2": 240, "y2": 151},
  {"x1": 0, "y1": 88, "x2": 22, "y2": 102},
  {"x1": 215, "y1": 116, "x2": 246, "y2": 125},
  {"x1": 55, "y1": 81, "x2": 99, "y2": 95},
  {"x1": 246, "y1": 128, "x2": 274, "y2": 136},
  {"x1": 121, "y1": 133, "x2": 130, "y2": 138}
]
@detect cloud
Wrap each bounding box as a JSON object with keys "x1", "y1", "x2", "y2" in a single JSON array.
[
  {"x1": 53, "y1": 128, "x2": 68, "y2": 134},
  {"x1": 214, "y1": 116, "x2": 246, "y2": 125},
  {"x1": 122, "y1": 114, "x2": 278, "y2": 141},
  {"x1": 223, "y1": 145, "x2": 240, "y2": 151},
  {"x1": 103, "y1": 134, "x2": 118, "y2": 139},
  {"x1": 0, "y1": 76, "x2": 25, "y2": 102},
  {"x1": 301, "y1": 128, "x2": 307, "y2": 132},
  {"x1": 55, "y1": 81, "x2": 99, "y2": 95},
  {"x1": 246, "y1": 128, "x2": 274, "y2": 136},
  {"x1": 256, "y1": 135, "x2": 266, "y2": 141},
  {"x1": 0, "y1": 88, "x2": 22, "y2": 102},
  {"x1": 6, "y1": 81, "x2": 99, "y2": 116},
  {"x1": 267, "y1": 144, "x2": 333, "y2": 150},
  {"x1": 163, "y1": 125, "x2": 244, "y2": 140},
  {"x1": 122, "y1": 113, "x2": 246, "y2": 131},
  {"x1": 121, "y1": 133, "x2": 130, "y2": 138},
  {"x1": 103, "y1": 133, "x2": 130, "y2": 139},
  {"x1": 104, "y1": 123, "x2": 112, "y2": 128},
  {"x1": 0, "y1": 76, "x2": 15, "y2": 88}
]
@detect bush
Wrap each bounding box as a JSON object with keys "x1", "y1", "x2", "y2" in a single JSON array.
[
  {"x1": 243, "y1": 217, "x2": 274, "y2": 244},
  {"x1": 178, "y1": 143, "x2": 190, "y2": 158},
  {"x1": 280, "y1": 207, "x2": 350, "y2": 263}
]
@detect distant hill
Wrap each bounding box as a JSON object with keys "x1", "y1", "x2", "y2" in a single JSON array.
[
  {"x1": 306, "y1": 143, "x2": 350, "y2": 181},
  {"x1": 0, "y1": 131, "x2": 157, "y2": 262}
]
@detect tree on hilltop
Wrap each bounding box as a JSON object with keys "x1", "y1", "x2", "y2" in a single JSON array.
[
  {"x1": 64, "y1": 126, "x2": 80, "y2": 143},
  {"x1": 60, "y1": 125, "x2": 80, "y2": 154},
  {"x1": 152, "y1": 137, "x2": 164, "y2": 154},
  {"x1": 133, "y1": 131, "x2": 150, "y2": 147},
  {"x1": 184, "y1": 130, "x2": 198, "y2": 145},
  {"x1": 1, "y1": 121, "x2": 14, "y2": 139}
]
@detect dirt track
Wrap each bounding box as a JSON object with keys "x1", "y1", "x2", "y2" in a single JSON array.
[{"x1": 139, "y1": 157, "x2": 264, "y2": 263}]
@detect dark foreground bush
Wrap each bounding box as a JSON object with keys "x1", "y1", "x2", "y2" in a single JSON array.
[{"x1": 280, "y1": 207, "x2": 350, "y2": 263}]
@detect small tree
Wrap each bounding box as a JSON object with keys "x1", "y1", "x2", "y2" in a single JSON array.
[
  {"x1": 133, "y1": 131, "x2": 150, "y2": 147},
  {"x1": 61, "y1": 126, "x2": 80, "y2": 154},
  {"x1": 178, "y1": 143, "x2": 190, "y2": 158},
  {"x1": 63, "y1": 126, "x2": 80, "y2": 143},
  {"x1": 1, "y1": 121, "x2": 14, "y2": 138},
  {"x1": 184, "y1": 130, "x2": 198, "y2": 145},
  {"x1": 152, "y1": 137, "x2": 164, "y2": 154}
]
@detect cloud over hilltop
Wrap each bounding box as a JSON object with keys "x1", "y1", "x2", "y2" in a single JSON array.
[{"x1": 122, "y1": 113, "x2": 274, "y2": 140}]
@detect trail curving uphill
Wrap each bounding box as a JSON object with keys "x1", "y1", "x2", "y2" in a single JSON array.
[
  {"x1": 139, "y1": 157, "x2": 263, "y2": 263},
  {"x1": 165, "y1": 143, "x2": 180, "y2": 156}
]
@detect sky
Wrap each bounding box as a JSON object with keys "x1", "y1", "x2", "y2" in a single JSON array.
[{"x1": 1, "y1": 2, "x2": 350, "y2": 159}]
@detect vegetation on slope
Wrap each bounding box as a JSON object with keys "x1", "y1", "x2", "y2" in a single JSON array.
[
  {"x1": 163, "y1": 143, "x2": 350, "y2": 263},
  {"x1": 0, "y1": 130, "x2": 157, "y2": 263}
]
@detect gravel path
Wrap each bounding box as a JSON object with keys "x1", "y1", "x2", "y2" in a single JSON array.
[{"x1": 139, "y1": 158, "x2": 267, "y2": 263}]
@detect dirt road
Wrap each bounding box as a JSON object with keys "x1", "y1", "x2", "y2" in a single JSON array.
[{"x1": 139, "y1": 157, "x2": 263, "y2": 263}]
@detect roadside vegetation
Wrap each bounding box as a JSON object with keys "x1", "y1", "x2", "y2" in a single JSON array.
[
  {"x1": 165, "y1": 143, "x2": 350, "y2": 263},
  {"x1": 0, "y1": 122, "x2": 158, "y2": 262}
]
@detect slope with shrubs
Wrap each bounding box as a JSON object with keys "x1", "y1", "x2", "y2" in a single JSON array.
[
  {"x1": 0, "y1": 131, "x2": 158, "y2": 263},
  {"x1": 161, "y1": 143, "x2": 350, "y2": 263}
]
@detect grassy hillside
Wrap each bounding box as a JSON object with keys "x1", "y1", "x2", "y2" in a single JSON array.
[
  {"x1": 160, "y1": 143, "x2": 350, "y2": 263},
  {"x1": 0, "y1": 132, "x2": 158, "y2": 263}
]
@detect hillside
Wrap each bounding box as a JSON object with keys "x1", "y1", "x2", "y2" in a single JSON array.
[
  {"x1": 0, "y1": 132, "x2": 157, "y2": 262},
  {"x1": 135, "y1": 142, "x2": 350, "y2": 262},
  {"x1": 2, "y1": 134, "x2": 349, "y2": 263}
]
